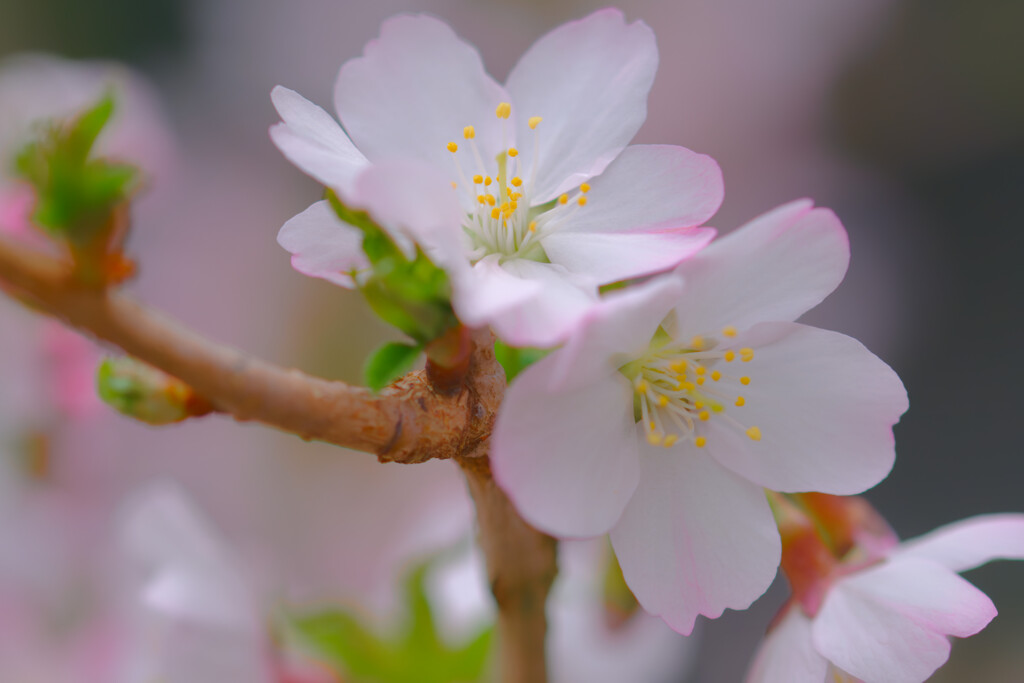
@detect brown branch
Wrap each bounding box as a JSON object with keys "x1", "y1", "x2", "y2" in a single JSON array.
[
  {"x1": 0, "y1": 232, "x2": 558, "y2": 679},
  {"x1": 0, "y1": 233, "x2": 503, "y2": 463},
  {"x1": 459, "y1": 456, "x2": 558, "y2": 683}
]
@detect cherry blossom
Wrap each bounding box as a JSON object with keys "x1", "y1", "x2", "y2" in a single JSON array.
[
  {"x1": 271, "y1": 9, "x2": 722, "y2": 345},
  {"x1": 747, "y1": 514, "x2": 1024, "y2": 683},
  {"x1": 491, "y1": 200, "x2": 908, "y2": 633}
]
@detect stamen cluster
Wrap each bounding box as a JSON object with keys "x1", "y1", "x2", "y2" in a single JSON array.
[
  {"x1": 446, "y1": 103, "x2": 590, "y2": 262},
  {"x1": 625, "y1": 325, "x2": 760, "y2": 449}
]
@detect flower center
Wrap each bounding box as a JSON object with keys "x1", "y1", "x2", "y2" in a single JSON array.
[
  {"x1": 620, "y1": 325, "x2": 761, "y2": 449},
  {"x1": 446, "y1": 102, "x2": 589, "y2": 263}
]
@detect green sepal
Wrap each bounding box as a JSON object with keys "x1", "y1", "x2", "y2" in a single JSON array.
[
  {"x1": 364, "y1": 341, "x2": 423, "y2": 391},
  {"x1": 325, "y1": 190, "x2": 459, "y2": 345},
  {"x1": 493, "y1": 340, "x2": 549, "y2": 383},
  {"x1": 286, "y1": 564, "x2": 494, "y2": 683},
  {"x1": 13, "y1": 92, "x2": 139, "y2": 244}
]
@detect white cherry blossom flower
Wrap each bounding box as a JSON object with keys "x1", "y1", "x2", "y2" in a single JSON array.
[
  {"x1": 746, "y1": 514, "x2": 1024, "y2": 683},
  {"x1": 271, "y1": 9, "x2": 722, "y2": 346},
  {"x1": 491, "y1": 200, "x2": 908, "y2": 633}
]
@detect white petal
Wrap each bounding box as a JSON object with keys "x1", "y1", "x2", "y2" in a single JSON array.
[
  {"x1": 895, "y1": 514, "x2": 1024, "y2": 573},
  {"x1": 813, "y1": 557, "x2": 996, "y2": 683},
  {"x1": 610, "y1": 448, "x2": 780, "y2": 635},
  {"x1": 269, "y1": 86, "x2": 368, "y2": 193},
  {"x1": 550, "y1": 273, "x2": 683, "y2": 391},
  {"x1": 334, "y1": 15, "x2": 509, "y2": 186},
  {"x1": 350, "y1": 159, "x2": 466, "y2": 262},
  {"x1": 484, "y1": 258, "x2": 599, "y2": 347},
  {"x1": 506, "y1": 9, "x2": 658, "y2": 201},
  {"x1": 672, "y1": 200, "x2": 849, "y2": 333},
  {"x1": 745, "y1": 610, "x2": 829, "y2": 683},
  {"x1": 491, "y1": 362, "x2": 639, "y2": 538},
  {"x1": 450, "y1": 254, "x2": 542, "y2": 328},
  {"x1": 277, "y1": 200, "x2": 367, "y2": 288},
  {"x1": 540, "y1": 145, "x2": 720, "y2": 284},
  {"x1": 542, "y1": 229, "x2": 715, "y2": 286},
  {"x1": 705, "y1": 322, "x2": 907, "y2": 494}
]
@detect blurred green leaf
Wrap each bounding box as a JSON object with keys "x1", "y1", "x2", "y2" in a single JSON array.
[
  {"x1": 325, "y1": 190, "x2": 458, "y2": 345},
  {"x1": 494, "y1": 340, "x2": 549, "y2": 383},
  {"x1": 288, "y1": 565, "x2": 494, "y2": 683},
  {"x1": 13, "y1": 92, "x2": 138, "y2": 243},
  {"x1": 364, "y1": 341, "x2": 422, "y2": 391}
]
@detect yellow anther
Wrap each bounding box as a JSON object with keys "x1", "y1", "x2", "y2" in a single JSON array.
[
  {"x1": 446, "y1": 141, "x2": 458, "y2": 153},
  {"x1": 695, "y1": 436, "x2": 707, "y2": 448},
  {"x1": 528, "y1": 116, "x2": 543, "y2": 129},
  {"x1": 746, "y1": 426, "x2": 762, "y2": 441},
  {"x1": 699, "y1": 411, "x2": 710, "y2": 421},
  {"x1": 711, "y1": 371, "x2": 722, "y2": 381},
  {"x1": 740, "y1": 348, "x2": 755, "y2": 362},
  {"x1": 724, "y1": 351, "x2": 736, "y2": 362},
  {"x1": 496, "y1": 102, "x2": 512, "y2": 119},
  {"x1": 578, "y1": 196, "x2": 587, "y2": 206},
  {"x1": 682, "y1": 382, "x2": 696, "y2": 391},
  {"x1": 473, "y1": 174, "x2": 483, "y2": 184},
  {"x1": 740, "y1": 376, "x2": 751, "y2": 385},
  {"x1": 735, "y1": 396, "x2": 746, "y2": 407},
  {"x1": 463, "y1": 125, "x2": 476, "y2": 139},
  {"x1": 529, "y1": 221, "x2": 537, "y2": 232},
  {"x1": 558, "y1": 193, "x2": 569, "y2": 205},
  {"x1": 636, "y1": 381, "x2": 648, "y2": 394},
  {"x1": 510, "y1": 201, "x2": 518, "y2": 210},
  {"x1": 658, "y1": 395, "x2": 669, "y2": 407},
  {"x1": 450, "y1": 181, "x2": 457, "y2": 189},
  {"x1": 697, "y1": 377, "x2": 706, "y2": 386},
  {"x1": 491, "y1": 207, "x2": 501, "y2": 219},
  {"x1": 484, "y1": 176, "x2": 492, "y2": 186},
  {"x1": 695, "y1": 366, "x2": 706, "y2": 376},
  {"x1": 477, "y1": 195, "x2": 487, "y2": 204},
  {"x1": 508, "y1": 147, "x2": 519, "y2": 157},
  {"x1": 711, "y1": 404, "x2": 724, "y2": 413},
  {"x1": 486, "y1": 195, "x2": 496, "y2": 206},
  {"x1": 670, "y1": 361, "x2": 686, "y2": 372},
  {"x1": 722, "y1": 325, "x2": 738, "y2": 338},
  {"x1": 694, "y1": 402, "x2": 704, "y2": 410},
  {"x1": 663, "y1": 434, "x2": 679, "y2": 448},
  {"x1": 648, "y1": 420, "x2": 657, "y2": 432},
  {"x1": 690, "y1": 335, "x2": 705, "y2": 350},
  {"x1": 580, "y1": 183, "x2": 591, "y2": 193},
  {"x1": 511, "y1": 176, "x2": 522, "y2": 187},
  {"x1": 647, "y1": 432, "x2": 663, "y2": 446}
]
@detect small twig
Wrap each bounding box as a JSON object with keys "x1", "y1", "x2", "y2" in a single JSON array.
[{"x1": 0, "y1": 233, "x2": 502, "y2": 463}]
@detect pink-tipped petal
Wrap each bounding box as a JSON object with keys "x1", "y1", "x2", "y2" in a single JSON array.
[
  {"x1": 334, "y1": 15, "x2": 509, "y2": 188},
  {"x1": 269, "y1": 86, "x2": 368, "y2": 194},
  {"x1": 505, "y1": 9, "x2": 657, "y2": 202},
  {"x1": 540, "y1": 144, "x2": 721, "y2": 284},
  {"x1": 492, "y1": 362, "x2": 639, "y2": 538},
  {"x1": 745, "y1": 610, "x2": 830, "y2": 683},
  {"x1": 814, "y1": 558, "x2": 996, "y2": 683},
  {"x1": 705, "y1": 322, "x2": 907, "y2": 495},
  {"x1": 610, "y1": 448, "x2": 780, "y2": 635},
  {"x1": 673, "y1": 201, "x2": 849, "y2": 334},
  {"x1": 542, "y1": 228, "x2": 715, "y2": 287},
  {"x1": 277, "y1": 200, "x2": 367, "y2": 288},
  {"x1": 896, "y1": 513, "x2": 1024, "y2": 573}
]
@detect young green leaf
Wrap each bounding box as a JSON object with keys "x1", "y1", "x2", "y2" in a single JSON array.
[{"x1": 364, "y1": 341, "x2": 423, "y2": 391}]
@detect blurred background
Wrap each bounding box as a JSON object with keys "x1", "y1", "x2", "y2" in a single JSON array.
[{"x1": 1, "y1": 0, "x2": 1022, "y2": 680}]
